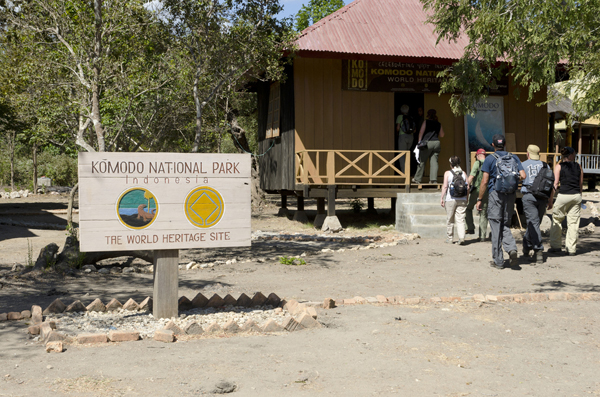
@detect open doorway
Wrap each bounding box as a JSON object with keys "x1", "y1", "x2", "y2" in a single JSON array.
[{"x1": 394, "y1": 93, "x2": 424, "y2": 177}]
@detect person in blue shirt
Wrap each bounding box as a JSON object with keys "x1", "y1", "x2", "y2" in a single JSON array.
[
  {"x1": 520, "y1": 145, "x2": 554, "y2": 264},
  {"x1": 476, "y1": 134, "x2": 526, "y2": 269}
]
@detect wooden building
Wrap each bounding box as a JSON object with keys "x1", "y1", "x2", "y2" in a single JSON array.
[{"x1": 257, "y1": 0, "x2": 549, "y2": 225}]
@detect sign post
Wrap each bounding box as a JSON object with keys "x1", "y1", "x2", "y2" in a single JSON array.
[{"x1": 78, "y1": 152, "x2": 251, "y2": 318}]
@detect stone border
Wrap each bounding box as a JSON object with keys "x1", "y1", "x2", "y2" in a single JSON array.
[
  {"x1": 3, "y1": 291, "x2": 598, "y2": 352},
  {"x1": 0, "y1": 293, "x2": 322, "y2": 351}
]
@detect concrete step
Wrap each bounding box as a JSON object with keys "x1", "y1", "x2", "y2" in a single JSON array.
[
  {"x1": 397, "y1": 193, "x2": 440, "y2": 205},
  {"x1": 409, "y1": 214, "x2": 446, "y2": 226},
  {"x1": 401, "y1": 203, "x2": 446, "y2": 215},
  {"x1": 408, "y1": 224, "x2": 447, "y2": 239}
]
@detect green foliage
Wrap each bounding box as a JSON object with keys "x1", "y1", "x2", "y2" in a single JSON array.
[
  {"x1": 279, "y1": 256, "x2": 307, "y2": 265},
  {"x1": 295, "y1": 0, "x2": 345, "y2": 31},
  {"x1": 350, "y1": 198, "x2": 364, "y2": 213},
  {"x1": 36, "y1": 151, "x2": 78, "y2": 187},
  {"x1": 421, "y1": 0, "x2": 600, "y2": 118}
]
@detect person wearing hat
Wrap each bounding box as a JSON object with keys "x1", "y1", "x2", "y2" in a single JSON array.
[
  {"x1": 476, "y1": 134, "x2": 526, "y2": 269},
  {"x1": 549, "y1": 146, "x2": 583, "y2": 256},
  {"x1": 465, "y1": 148, "x2": 489, "y2": 241},
  {"x1": 521, "y1": 144, "x2": 555, "y2": 264}
]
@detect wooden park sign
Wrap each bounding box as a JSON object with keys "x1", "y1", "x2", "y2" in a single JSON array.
[{"x1": 78, "y1": 152, "x2": 251, "y2": 318}]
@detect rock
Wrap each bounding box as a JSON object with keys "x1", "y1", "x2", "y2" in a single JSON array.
[
  {"x1": 222, "y1": 319, "x2": 240, "y2": 334},
  {"x1": 28, "y1": 325, "x2": 40, "y2": 335},
  {"x1": 45, "y1": 341, "x2": 64, "y2": 353},
  {"x1": 106, "y1": 298, "x2": 123, "y2": 311},
  {"x1": 108, "y1": 331, "x2": 140, "y2": 342},
  {"x1": 206, "y1": 294, "x2": 224, "y2": 308},
  {"x1": 323, "y1": 298, "x2": 336, "y2": 309},
  {"x1": 81, "y1": 265, "x2": 97, "y2": 272},
  {"x1": 283, "y1": 316, "x2": 302, "y2": 332},
  {"x1": 138, "y1": 297, "x2": 153, "y2": 312},
  {"x1": 11, "y1": 264, "x2": 25, "y2": 272},
  {"x1": 122, "y1": 298, "x2": 139, "y2": 311},
  {"x1": 31, "y1": 305, "x2": 43, "y2": 324},
  {"x1": 21, "y1": 310, "x2": 31, "y2": 319},
  {"x1": 77, "y1": 333, "x2": 108, "y2": 344},
  {"x1": 43, "y1": 299, "x2": 66, "y2": 315},
  {"x1": 266, "y1": 293, "x2": 281, "y2": 307},
  {"x1": 205, "y1": 322, "x2": 222, "y2": 334},
  {"x1": 211, "y1": 381, "x2": 237, "y2": 394},
  {"x1": 222, "y1": 294, "x2": 237, "y2": 306},
  {"x1": 98, "y1": 268, "x2": 110, "y2": 274},
  {"x1": 86, "y1": 298, "x2": 107, "y2": 312},
  {"x1": 164, "y1": 320, "x2": 185, "y2": 335},
  {"x1": 240, "y1": 319, "x2": 262, "y2": 333},
  {"x1": 185, "y1": 261, "x2": 197, "y2": 270},
  {"x1": 122, "y1": 267, "x2": 135, "y2": 274},
  {"x1": 7, "y1": 312, "x2": 22, "y2": 320},
  {"x1": 65, "y1": 300, "x2": 87, "y2": 313},
  {"x1": 236, "y1": 293, "x2": 252, "y2": 307},
  {"x1": 262, "y1": 319, "x2": 283, "y2": 332},
  {"x1": 184, "y1": 322, "x2": 204, "y2": 335},
  {"x1": 296, "y1": 312, "x2": 322, "y2": 329},
  {"x1": 33, "y1": 243, "x2": 59, "y2": 271},
  {"x1": 251, "y1": 292, "x2": 267, "y2": 307},
  {"x1": 154, "y1": 329, "x2": 175, "y2": 343},
  {"x1": 109, "y1": 267, "x2": 122, "y2": 274},
  {"x1": 10, "y1": 191, "x2": 21, "y2": 199},
  {"x1": 178, "y1": 296, "x2": 193, "y2": 311},
  {"x1": 191, "y1": 293, "x2": 208, "y2": 308}
]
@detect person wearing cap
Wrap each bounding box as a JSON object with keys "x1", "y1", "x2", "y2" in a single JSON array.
[
  {"x1": 549, "y1": 146, "x2": 583, "y2": 256},
  {"x1": 465, "y1": 148, "x2": 489, "y2": 241},
  {"x1": 476, "y1": 134, "x2": 526, "y2": 269},
  {"x1": 521, "y1": 144, "x2": 555, "y2": 264},
  {"x1": 413, "y1": 108, "x2": 444, "y2": 184}
]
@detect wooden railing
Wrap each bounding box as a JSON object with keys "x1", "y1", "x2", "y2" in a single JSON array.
[
  {"x1": 576, "y1": 154, "x2": 600, "y2": 174},
  {"x1": 295, "y1": 150, "x2": 410, "y2": 185}
]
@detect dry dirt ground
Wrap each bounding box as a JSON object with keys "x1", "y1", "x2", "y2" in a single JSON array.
[{"x1": 1, "y1": 193, "x2": 600, "y2": 396}]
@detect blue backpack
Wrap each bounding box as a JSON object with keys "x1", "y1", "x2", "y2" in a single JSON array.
[{"x1": 492, "y1": 153, "x2": 519, "y2": 194}]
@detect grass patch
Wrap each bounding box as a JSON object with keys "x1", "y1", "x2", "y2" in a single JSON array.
[{"x1": 279, "y1": 256, "x2": 306, "y2": 265}]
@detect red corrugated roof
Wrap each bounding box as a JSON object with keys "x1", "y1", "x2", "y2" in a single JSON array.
[{"x1": 295, "y1": 0, "x2": 468, "y2": 62}]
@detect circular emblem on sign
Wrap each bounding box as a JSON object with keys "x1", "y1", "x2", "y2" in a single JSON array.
[
  {"x1": 116, "y1": 188, "x2": 158, "y2": 230},
  {"x1": 184, "y1": 186, "x2": 224, "y2": 228}
]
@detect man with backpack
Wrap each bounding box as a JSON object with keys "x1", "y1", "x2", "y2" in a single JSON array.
[
  {"x1": 521, "y1": 145, "x2": 555, "y2": 264},
  {"x1": 466, "y1": 148, "x2": 489, "y2": 241},
  {"x1": 476, "y1": 134, "x2": 526, "y2": 269},
  {"x1": 396, "y1": 104, "x2": 415, "y2": 174}
]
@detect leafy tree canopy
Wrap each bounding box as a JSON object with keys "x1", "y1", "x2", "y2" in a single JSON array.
[
  {"x1": 295, "y1": 0, "x2": 344, "y2": 31},
  {"x1": 421, "y1": 0, "x2": 600, "y2": 118}
]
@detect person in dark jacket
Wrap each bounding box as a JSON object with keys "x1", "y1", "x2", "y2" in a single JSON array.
[
  {"x1": 549, "y1": 146, "x2": 583, "y2": 256},
  {"x1": 413, "y1": 109, "x2": 444, "y2": 184}
]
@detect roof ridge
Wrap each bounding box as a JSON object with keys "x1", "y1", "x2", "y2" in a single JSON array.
[{"x1": 297, "y1": 0, "x2": 365, "y2": 39}]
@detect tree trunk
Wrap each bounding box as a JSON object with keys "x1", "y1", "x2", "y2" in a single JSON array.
[
  {"x1": 228, "y1": 113, "x2": 252, "y2": 154},
  {"x1": 92, "y1": 0, "x2": 105, "y2": 152},
  {"x1": 32, "y1": 144, "x2": 38, "y2": 193},
  {"x1": 67, "y1": 183, "x2": 79, "y2": 227},
  {"x1": 191, "y1": 74, "x2": 203, "y2": 153},
  {"x1": 9, "y1": 130, "x2": 15, "y2": 191}
]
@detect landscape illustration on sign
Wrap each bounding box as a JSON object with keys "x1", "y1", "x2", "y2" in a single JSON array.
[
  {"x1": 184, "y1": 186, "x2": 224, "y2": 228},
  {"x1": 116, "y1": 188, "x2": 158, "y2": 229}
]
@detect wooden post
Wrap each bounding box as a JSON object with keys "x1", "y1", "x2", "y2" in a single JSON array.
[
  {"x1": 297, "y1": 195, "x2": 304, "y2": 211},
  {"x1": 326, "y1": 152, "x2": 335, "y2": 184},
  {"x1": 578, "y1": 123, "x2": 583, "y2": 155},
  {"x1": 153, "y1": 250, "x2": 179, "y2": 319},
  {"x1": 548, "y1": 112, "x2": 555, "y2": 153},
  {"x1": 281, "y1": 193, "x2": 287, "y2": 210},
  {"x1": 327, "y1": 185, "x2": 336, "y2": 216},
  {"x1": 317, "y1": 197, "x2": 325, "y2": 214},
  {"x1": 594, "y1": 127, "x2": 598, "y2": 155}
]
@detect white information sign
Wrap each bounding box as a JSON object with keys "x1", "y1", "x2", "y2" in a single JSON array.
[{"x1": 78, "y1": 152, "x2": 251, "y2": 252}]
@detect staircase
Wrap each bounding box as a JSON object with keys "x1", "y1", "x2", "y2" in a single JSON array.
[{"x1": 395, "y1": 193, "x2": 447, "y2": 239}]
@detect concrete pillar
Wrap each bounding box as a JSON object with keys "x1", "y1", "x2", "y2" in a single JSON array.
[
  {"x1": 293, "y1": 195, "x2": 308, "y2": 223},
  {"x1": 314, "y1": 197, "x2": 326, "y2": 228},
  {"x1": 322, "y1": 185, "x2": 342, "y2": 232},
  {"x1": 277, "y1": 193, "x2": 289, "y2": 217}
]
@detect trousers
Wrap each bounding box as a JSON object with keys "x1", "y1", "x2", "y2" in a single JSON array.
[
  {"x1": 487, "y1": 190, "x2": 517, "y2": 267},
  {"x1": 550, "y1": 193, "x2": 582, "y2": 254}
]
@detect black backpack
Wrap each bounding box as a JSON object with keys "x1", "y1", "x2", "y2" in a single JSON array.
[
  {"x1": 492, "y1": 152, "x2": 520, "y2": 194},
  {"x1": 529, "y1": 162, "x2": 554, "y2": 199},
  {"x1": 450, "y1": 170, "x2": 467, "y2": 198},
  {"x1": 400, "y1": 115, "x2": 416, "y2": 134}
]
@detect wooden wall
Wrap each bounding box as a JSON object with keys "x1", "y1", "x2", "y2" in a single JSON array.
[
  {"x1": 291, "y1": 58, "x2": 549, "y2": 185},
  {"x1": 258, "y1": 64, "x2": 296, "y2": 191}
]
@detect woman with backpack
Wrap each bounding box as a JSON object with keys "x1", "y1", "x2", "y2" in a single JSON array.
[
  {"x1": 413, "y1": 108, "x2": 444, "y2": 184},
  {"x1": 549, "y1": 146, "x2": 583, "y2": 256},
  {"x1": 441, "y1": 156, "x2": 469, "y2": 245}
]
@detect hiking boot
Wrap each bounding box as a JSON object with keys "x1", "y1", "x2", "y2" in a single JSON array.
[
  {"x1": 479, "y1": 237, "x2": 488, "y2": 242},
  {"x1": 522, "y1": 248, "x2": 531, "y2": 259},
  {"x1": 466, "y1": 230, "x2": 475, "y2": 235},
  {"x1": 531, "y1": 250, "x2": 543, "y2": 265},
  {"x1": 508, "y1": 250, "x2": 518, "y2": 267},
  {"x1": 455, "y1": 240, "x2": 465, "y2": 245},
  {"x1": 411, "y1": 178, "x2": 420, "y2": 184},
  {"x1": 489, "y1": 261, "x2": 504, "y2": 269},
  {"x1": 548, "y1": 248, "x2": 562, "y2": 254},
  {"x1": 568, "y1": 251, "x2": 576, "y2": 256}
]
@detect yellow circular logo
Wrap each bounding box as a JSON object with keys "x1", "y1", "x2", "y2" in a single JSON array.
[
  {"x1": 116, "y1": 187, "x2": 158, "y2": 230},
  {"x1": 184, "y1": 186, "x2": 224, "y2": 228}
]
